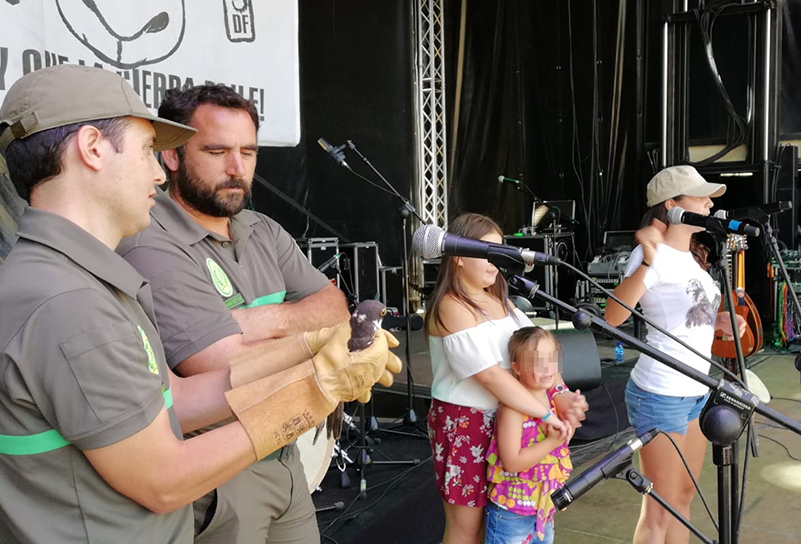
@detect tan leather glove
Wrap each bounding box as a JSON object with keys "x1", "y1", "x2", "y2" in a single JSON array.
[
  {"x1": 303, "y1": 321, "x2": 350, "y2": 356},
  {"x1": 226, "y1": 328, "x2": 402, "y2": 459}
]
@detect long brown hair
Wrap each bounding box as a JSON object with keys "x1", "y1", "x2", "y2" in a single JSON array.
[
  {"x1": 640, "y1": 197, "x2": 710, "y2": 270},
  {"x1": 424, "y1": 213, "x2": 512, "y2": 335}
]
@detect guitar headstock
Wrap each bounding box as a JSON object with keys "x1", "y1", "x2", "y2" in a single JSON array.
[{"x1": 726, "y1": 234, "x2": 748, "y2": 252}]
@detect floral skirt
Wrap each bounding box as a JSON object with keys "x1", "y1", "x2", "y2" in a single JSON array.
[{"x1": 427, "y1": 398, "x2": 495, "y2": 507}]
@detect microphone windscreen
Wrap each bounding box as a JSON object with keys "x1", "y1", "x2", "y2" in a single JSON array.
[
  {"x1": 713, "y1": 209, "x2": 727, "y2": 219},
  {"x1": 666, "y1": 206, "x2": 685, "y2": 225},
  {"x1": 412, "y1": 224, "x2": 445, "y2": 259}
]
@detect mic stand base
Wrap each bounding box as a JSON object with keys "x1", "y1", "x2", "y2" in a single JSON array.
[{"x1": 619, "y1": 467, "x2": 715, "y2": 544}]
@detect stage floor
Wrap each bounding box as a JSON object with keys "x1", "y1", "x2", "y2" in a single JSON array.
[{"x1": 313, "y1": 325, "x2": 801, "y2": 543}]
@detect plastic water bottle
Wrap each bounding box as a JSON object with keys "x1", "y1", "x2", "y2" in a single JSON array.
[{"x1": 615, "y1": 342, "x2": 625, "y2": 363}]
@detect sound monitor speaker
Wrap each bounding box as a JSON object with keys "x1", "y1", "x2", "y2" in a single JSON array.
[
  {"x1": 776, "y1": 144, "x2": 798, "y2": 249},
  {"x1": 296, "y1": 238, "x2": 339, "y2": 286},
  {"x1": 379, "y1": 266, "x2": 404, "y2": 310},
  {"x1": 340, "y1": 242, "x2": 380, "y2": 302},
  {"x1": 503, "y1": 234, "x2": 577, "y2": 308},
  {"x1": 550, "y1": 328, "x2": 602, "y2": 391}
]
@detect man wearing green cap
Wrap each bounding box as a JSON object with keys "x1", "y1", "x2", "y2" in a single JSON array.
[{"x1": 0, "y1": 65, "x2": 401, "y2": 543}]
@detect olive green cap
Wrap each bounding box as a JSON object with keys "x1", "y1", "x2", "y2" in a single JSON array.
[{"x1": 0, "y1": 65, "x2": 195, "y2": 152}]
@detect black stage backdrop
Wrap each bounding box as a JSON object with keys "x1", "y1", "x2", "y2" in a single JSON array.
[
  {"x1": 251, "y1": 0, "x2": 416, "y2": 270},
  {"x1": 2, "y1": 0, "x2": 801, "y2": 273},
  {"x1": 443, "y1": 0, "x2": 643, "y2": 261}
]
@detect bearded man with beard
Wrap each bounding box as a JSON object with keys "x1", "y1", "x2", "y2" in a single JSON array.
[{"x1": 118, "y1": 85, "x2": 351, "y2": 544}]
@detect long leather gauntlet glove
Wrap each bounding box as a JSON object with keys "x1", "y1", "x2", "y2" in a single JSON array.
[{"x1": 226, "y1": 329, "x2": 401, "y2": 459}]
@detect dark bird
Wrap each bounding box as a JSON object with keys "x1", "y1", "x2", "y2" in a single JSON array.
[
  {"x1": 316, "y1": 300, "x2": 387, "y2": 443},
  {"x1": 347, "y1": 299, "x2": 387, "y2": 351}
]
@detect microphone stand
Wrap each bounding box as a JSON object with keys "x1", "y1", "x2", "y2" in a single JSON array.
[
  {"x1": 344, "y1": 140, "x2": 426, "y2": 435},
  {"x1": 504, "y1": 181, "x2": 563, "y2": 325},
  {"x1": 504, "y1": 272, "x2": 801, "y2": 544},
  {"x1": 757, "y1": 215, "x2": 801, "y2": 373}
]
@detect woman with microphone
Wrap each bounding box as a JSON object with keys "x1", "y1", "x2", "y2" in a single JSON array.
[{"x1": 605, "y1": 165, "x2": 746, "y2": 544}]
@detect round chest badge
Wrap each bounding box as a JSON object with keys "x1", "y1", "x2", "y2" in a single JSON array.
[{"x1": 206, "y1": 258, "x2": 234, "y2": 297}]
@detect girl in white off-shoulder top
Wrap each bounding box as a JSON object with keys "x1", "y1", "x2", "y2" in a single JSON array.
[{"x1": 425, "y1": 213, "x2": 586, "y2": 544}]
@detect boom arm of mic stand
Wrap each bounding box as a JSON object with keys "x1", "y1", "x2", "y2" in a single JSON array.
[
  {"x1": 346, "y1": 140, "x2": 424, "y2": 223},
  {"x1": 506, "y1": 274, "x2": 801, "y2": 436}
]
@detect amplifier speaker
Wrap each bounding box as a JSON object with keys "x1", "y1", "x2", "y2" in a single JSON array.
[
  {"x1": 503, "y1": 234, "x2": 577, "y2": 308},
  {"x1": 296, "y1": 238, "x2": 339, "y2": 286},
  {"x1": 550, "y1": 328, "x2": 602, "y2": 391},
  {"x1": 340, "y1": 242, "x2": 380, "y2": 302},
  {"x1": 776, "y1": 144, "x2": 798, "y2": 249}
]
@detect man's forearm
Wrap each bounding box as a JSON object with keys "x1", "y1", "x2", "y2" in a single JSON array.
[
  {"x1": 171, "y1": 334, "x2": 318, "y2": 432},
  {"x1": 232, "y1": 285, "x2": 349, "y2": 342},
  {"x1": 169, "y1": 368, "x2": 234, "y2": 433}
]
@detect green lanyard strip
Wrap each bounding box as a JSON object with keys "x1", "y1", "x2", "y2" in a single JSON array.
[
  {"x1": 241, "y1": 290, "x2": 286, "y2": 308},
  {"x1": 0, "y1": 389, "x2": 174, "y2": 455}
]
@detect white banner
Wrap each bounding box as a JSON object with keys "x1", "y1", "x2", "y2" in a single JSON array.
[{"x1": 0, "y1": 0, "x2": 300, "y2": 146}]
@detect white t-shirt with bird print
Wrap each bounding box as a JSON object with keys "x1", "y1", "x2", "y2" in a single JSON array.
[{"x1": 626, "y1": 243, "x2": 720, "y2": 397}]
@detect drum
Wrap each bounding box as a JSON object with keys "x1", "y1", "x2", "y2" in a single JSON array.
[{"x1": 296, "y1": 423, "x2": 336, "y2": 493}]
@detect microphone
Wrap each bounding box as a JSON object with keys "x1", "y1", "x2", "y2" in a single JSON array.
[
  {"x1": 552, "y1": 429, "x2": 658, "y2": 510},
  {"x1": 411, "y1": 224, "x2": 559, "y2": 274},
  {"x1": 713, "y1": 201, "x2": 792, "y2": 221},
  {"x1": 317, "y1": 138, "x2": 349, "y2": 168},
  {"x1": 498, "y1": 175, "x2": 523, "y2": 185},
  {"x1": 317, "y1": 253, "x2": 341, "y2": 273},
  {"x1": 667, "y1": 207, "x2": 760, "y2": 237}
]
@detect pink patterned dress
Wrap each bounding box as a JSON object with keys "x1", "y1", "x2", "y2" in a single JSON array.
[{"x1": 486, "y1": 392, "x2": 572, "y2": 540}]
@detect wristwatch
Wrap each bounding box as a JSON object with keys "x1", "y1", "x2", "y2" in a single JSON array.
[{"x1": 553, "y1": 383, "x2": 570, "y2": 396}]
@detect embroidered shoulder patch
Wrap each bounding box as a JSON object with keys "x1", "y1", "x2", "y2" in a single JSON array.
[
  {"x1": 206, "y1": 258, "x2": 234, "y2": 297},
  {"x1": 137, "y1": 326, "x2": 159, "y2": 375}
]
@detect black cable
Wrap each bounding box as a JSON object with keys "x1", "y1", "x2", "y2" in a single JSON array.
[
  {"x1": 319, "y1": 455, "x2": 433, "y2": 537},
  {"x1": 657, "y1": 430, "x2": 719, "y2": 530},
  {"x1": 687, "y1": 3, "x2": 752, "y2": 167},
  {"x1": 770, "y1": 396, "x2": 801, "y2": 403},
  {"x1": 756, "y1": 433, "x2": 801, "y2": 462},
  {"x1": 566, "y1": 0, "x2": 593, "y2": 260},
  {"x1": 321, "y1": 534, "x2": 340, "y2": 544}
]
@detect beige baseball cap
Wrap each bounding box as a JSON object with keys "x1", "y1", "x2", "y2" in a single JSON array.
[
  {"x1": 0, "y1": 65, "x2": 196, "y2": 152},
  {"x1": 646, "y1": 165, "x2": 726, "y2": 207}
]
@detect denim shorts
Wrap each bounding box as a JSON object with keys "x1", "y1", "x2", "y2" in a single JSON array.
[
  {"x1": 625, "y1": 379, "x2": 709, "y2": 435},
  {"x1": 485, "y1": 502, "x2": 554, "y2": 544}
]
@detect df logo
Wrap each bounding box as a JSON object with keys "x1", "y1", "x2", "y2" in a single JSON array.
[{"x1": 223, "y1": 0, "x2": 255, "y2": 43}]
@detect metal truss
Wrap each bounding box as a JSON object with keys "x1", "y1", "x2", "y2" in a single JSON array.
[{"x1": 415, "y1": 0, "x2": 448, "y2": 229}]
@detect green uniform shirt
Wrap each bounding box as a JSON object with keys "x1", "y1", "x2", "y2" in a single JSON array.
[{"x1": 0, "y1": 207, "x2": 192, "y2": 543}]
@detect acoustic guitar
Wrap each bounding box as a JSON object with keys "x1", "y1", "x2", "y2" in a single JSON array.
[{"x1": 711, "y1": 235, "x2": 763, "y2": 358}]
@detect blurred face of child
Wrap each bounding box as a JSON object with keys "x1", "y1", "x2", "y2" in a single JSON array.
[
  {"x1": 513, "y1": 337, "x2": 560, "y2": 391},
  {"x1": 456, "y1": 231, "x2": 502, "y2": 290}
]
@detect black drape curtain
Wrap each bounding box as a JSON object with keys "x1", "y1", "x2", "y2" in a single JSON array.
[
  {"x1": 253, "y1": 0, "x2": 416, "y2": 268},
  {"x1": 782, "y1": 0, "x2": 801, "y2": 136},
  {"x1": 444, "y1": 0, "x2": 642, "y2": 261}
]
